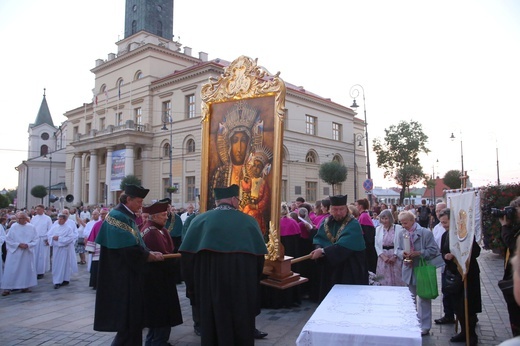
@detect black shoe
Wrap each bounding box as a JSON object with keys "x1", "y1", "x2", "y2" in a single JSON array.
[
  {"x1": 61, "y1": 281, "x2": 69, "y2": 286},
  {"x1": 194, "y1": 325, "x2": 201, "y2": 336},
  {"x1": 450, "y1": 332, "x2": 466, "y2": 342},
  {"x1": 254, "y1": 329, "x2": 268, "y2": 339},
  {"x1": 37, "y1": 274, "x2": 44, "y2": 279},
  {"x1": 54, "y1": 284, "x2": 61, "y2": 289},
  {"x1": 434, "y1": 316, "x2": 455, "y2": 324}
]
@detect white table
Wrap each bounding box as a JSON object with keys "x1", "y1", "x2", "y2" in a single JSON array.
[{"x1": 296, "y1": 284, "x2": 421, "y2": 346}]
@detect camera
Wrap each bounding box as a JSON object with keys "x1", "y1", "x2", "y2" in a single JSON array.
[{"x1": 490, "y1": 206, "x2": 516, "y2": 219}]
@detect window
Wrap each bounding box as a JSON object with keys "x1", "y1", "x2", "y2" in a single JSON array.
[
  {"x1": 281, "y1": 180, "x2": 287, "y2": 203},
  {"x1": 162, "y1": 101, "x2": 172, "y2": 122},
  {"x1": 117, "y1": 79, "x2": 124, "y2": 99},
  {"x1": 332, "y1": 122, "x2": 342, "y2": 141},
  {"x1": 100, "y1": 153, "x2": 106, "y2": 165},
  {"x1": 157, "y1": 21, "x2": 163, "y2": 37},
  {"x1": 186, "y1": 94, "x2": 196, "y2": 118},
  {"x1": 41, "y1": 132, "x2": 49, "y2": 140},
  {"x1": 306, "y1": 115, "x2": 317, "y2": 135},
  {"x1": 306, "y1": 181, "x2": 317, "y2": 202},
  {"x1": 163, "y1": 143, "x2": 171, "y2": 158},
  {"x1": 186, "y1": 176, "x2": 196, "y2": 202},
  {"x1": 116, "y1": 112, "x2": 123, "y2": 126},
  {"x1": 40, "y1": 145, "x2": 49, "y2": 156},
  {"x1": 135, "y1": 107, "x2": 142, "y2": 125},
  {"x1": 186, "y1": 139, "x2": 195, "y2": 153},
  {"x1": 132, "y1": 20, "x2": 137, "y2": 35},
  {"x1": 305, "y1": 151, "x2": 317, "y2": 163},
  {"x1": 100, "y1": 118, "x2": 105, "y2": 130},
  {"x1": 73, "y1": 126, "x2": 79, "y2": 138},
  {"x1": 86, "y1": 122, "x2": 92, "y2": 134},
  {"x1": 135, "y1": 147, "x2": 142, "y2": 160},
  {"x1": 135, "y1": 70, "x2": 143, "y2": 80}
]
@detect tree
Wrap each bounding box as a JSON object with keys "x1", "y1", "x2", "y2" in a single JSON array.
[
  {"x1": 372, "y1": 120, "x2": 430, "y2": 204},
  {"x1": 0, "y1": 194, "x2": 8, "y2": 208},
  {"x1": 120, "y1": 175, "x2": 142, "y2": 191},
  {"x1": 444, "y1": 170, "x2": 462, "y2": 189},
  {"x1": 395, "y1": 165, "x2": 425, "y2": 202},
  {"x1": 31, "y1": 185, "x2": 48, "y2": 204},
  {"x1": 319, "y1": 161, "x2": 348, "y2": 195}
]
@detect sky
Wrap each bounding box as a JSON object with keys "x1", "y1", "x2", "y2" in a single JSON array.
[{"x1": 1, "y1": 0, "x2": 519, "y2": 191}]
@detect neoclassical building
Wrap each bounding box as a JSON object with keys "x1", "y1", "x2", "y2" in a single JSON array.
[{"x1": 61, "y1": 0, "x2": 367, "y2": 208}]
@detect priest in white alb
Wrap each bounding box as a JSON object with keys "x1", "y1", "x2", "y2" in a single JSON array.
[
  {"x1": 1, "y1": 212, "x2": 39, "y2": 296},
  {"x1": 30, "y1": 204, "x2": 53, "y2": 279},
  {"x1": 48, "y1": 213, "x2": 78, "y2": 289}
]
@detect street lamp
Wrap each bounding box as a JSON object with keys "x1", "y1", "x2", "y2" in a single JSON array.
[
  {"x1": 450, "y1": 132, "x2": 466, "y2": 188},
  {"x1": 45, "y1": 155, "x2": 52, "y2": 207},
  {"x1": 353, "y1": 134, "x2": 364, "y2": 200},
  {"x1": 350, "y1": 84, "x2": 372, "y2": 204},
  {"x1": 162, "y1": 115, "x2": 173, "y2": 197}
]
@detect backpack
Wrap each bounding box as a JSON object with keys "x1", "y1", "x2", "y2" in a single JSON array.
[{"x1": 419, "y1": 206, "x2": 429, "y2": 221}]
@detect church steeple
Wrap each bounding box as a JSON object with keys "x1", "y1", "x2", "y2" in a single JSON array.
[
  {"x1": 124, "y1": 0, "x2": 174, "y2": 40},
  {"x1": 32, "y1": 88, "x2": 54, "y2": 128}
]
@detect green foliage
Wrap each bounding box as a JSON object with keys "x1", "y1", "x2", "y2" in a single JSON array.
[
  {"x1": 443, "y1": 170, "x2": 462, "y2": 189},
  {"x1": 31, "y1": 185, "x2": 48, "y2": 204},
  {"x1": 0, "y1": 194, "x2": 8, "y2": 208},
  {"x1": 120, "y1": 175, "x2": 142, "y2": 191},
  {"x1": 395, "y1": 165, "x2": 424, "y2": 202},
  {"x1": 319, "y1": 161, "x2": 348, "y2": 195},
  {"x1": 481, "y1": 183, "x2": 520, "y2": 253},
  {"x1": 373, "y1": 120, "x2": 429, "y2": 203}
]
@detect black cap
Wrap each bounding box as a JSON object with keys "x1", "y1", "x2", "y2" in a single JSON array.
[
  {"x1": 329, "y1": 195, "x2": 347, "y2": 206},
  {"x1": 159, "y1": 198, "x2": 171, "y2": 205},
  {"x1": 142, "y1": 201, "x2": 169, "y2": 214},
  {"x1": 214, "y1": 184, "x2": 239, "y2": 200},
  {"x1": 124, "y1": 184, "x2": 149, "y2": 198}
]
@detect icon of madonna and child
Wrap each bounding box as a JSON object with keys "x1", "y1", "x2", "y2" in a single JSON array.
[{"x1": 208, "y1": 100, "x2": 275, "y2": 235}]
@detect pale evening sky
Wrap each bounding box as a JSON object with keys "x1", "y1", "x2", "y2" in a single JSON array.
[{"x1": 0, "y1": 0, "x2": 519, "y2": 191}]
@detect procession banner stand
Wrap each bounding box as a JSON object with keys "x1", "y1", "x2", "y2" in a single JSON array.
[
  {"x1": 200, "y1": 56, "x2": 307, "y2": 289},
  {"x1": 448, "y1": 187, "x2": 479, "y2": 346}
]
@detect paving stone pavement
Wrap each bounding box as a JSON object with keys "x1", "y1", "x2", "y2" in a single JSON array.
[{"x1": 0, "y1": 248, "x2": 514, "y2": 345}]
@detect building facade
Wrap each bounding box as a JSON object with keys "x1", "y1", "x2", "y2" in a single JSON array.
[{"x1": 60, "y1": 0, "x2": 368, "y2": 208}]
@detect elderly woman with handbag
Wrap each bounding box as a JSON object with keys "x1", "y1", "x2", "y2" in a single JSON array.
[{"x1": 395, "y1": 210, "x2": 442, "y2": 336}]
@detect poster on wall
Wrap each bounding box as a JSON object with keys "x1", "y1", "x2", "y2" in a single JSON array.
[{"x1": 110, "y1": 149, "x2": 125, "y2": 191}]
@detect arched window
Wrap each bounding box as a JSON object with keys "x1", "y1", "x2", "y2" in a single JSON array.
[
  {"x1": 40, "y1": 145, "x2": 49, "y2": 156},
  {"x1": 332, "y1": 154, "x2": 342, "y2": 163},
  {"x1": 157, "y1": 21, "x2": 163, "y2": 36},
  {"x1": 163, "y1": 143, "x2": 171, "y2": 158},
  {"x1": 132, "y1": 20, "x2": 137, "y2": 35},
  {"x1": 305, "y1": 151, "x2": 317, "y2": 163},
  {"x1": 186, "y1": 139, "x2": 195, "y2": 153},
  {"x1": 134, "y1": 70, "x2": 143, "y2": 80}
]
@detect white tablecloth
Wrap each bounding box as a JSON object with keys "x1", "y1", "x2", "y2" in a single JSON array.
[{"x1": 296, "y1": 284, "x2": 421, "y2": 346}]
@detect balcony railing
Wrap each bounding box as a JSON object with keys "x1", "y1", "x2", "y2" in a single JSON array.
[{"x1": 75, "y1": 120, "x2": 149, "y2": 141}]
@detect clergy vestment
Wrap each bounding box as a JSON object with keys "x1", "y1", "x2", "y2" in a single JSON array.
[
  {"x1": 180, "y1": 204, "x2": 267, "y2": 346},
  {"x1": 48, "y1": 222, "x2": 77, "y2": 285},
  {"x1": 30, "y1": 213, "x2": 52, "y2": 275},
  {"x1": 94, "y1": 204, "x2": 150, "y2": 334},
  {"x1": 1, "y1": 222, "x2": 39, "y2": 290},
  {"x1": 313, "y1": 215, "x2": 368, "y2": 302}
]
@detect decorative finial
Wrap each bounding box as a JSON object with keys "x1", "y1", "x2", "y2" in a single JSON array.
[{"x1": 43, "y1": 88, "x2": 46, "y2": 97}]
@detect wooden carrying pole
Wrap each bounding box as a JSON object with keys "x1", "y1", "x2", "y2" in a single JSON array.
[
  {"x1": 291, "y1": 254, "x2": 312, "y2": 264},
  {"x1": 163, "y1": 253, "x2": 182, "y2": 259}
]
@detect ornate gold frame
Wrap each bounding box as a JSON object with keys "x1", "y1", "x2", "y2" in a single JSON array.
[{"x1": 200, "y1": 56, "x2": 286, "y2": 261}]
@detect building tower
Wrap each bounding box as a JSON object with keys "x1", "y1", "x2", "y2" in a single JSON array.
[{"x1": 124, "y1": 0, "x2": 174, "y2": 40}]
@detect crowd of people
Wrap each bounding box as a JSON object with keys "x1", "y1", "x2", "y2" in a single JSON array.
[{"x1": 2, "y1": 191, "x2": 520, "y2": 346}]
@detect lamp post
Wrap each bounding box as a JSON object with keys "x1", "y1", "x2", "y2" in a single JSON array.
[
  {"x1": 350, "y1": 84, "x2": 372, "y2": 204},
  {"x1": 353, "y1": 133, "x2": 364, "y2": 200},
  {"x1": 450, "y1": 132, "x2": 466, "y2": 188},
  {"x1": 162, "y1": 115, "x2": 173, "y2": 197},
  {"x1": 46, "y1": 155, "x2": 52, "y2": 207}
]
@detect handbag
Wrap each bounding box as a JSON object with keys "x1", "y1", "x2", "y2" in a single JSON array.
[
  {"x1": 498, "y1": 279, "x2": 514, "y2": 296},
  {"x1": 444, "y1": 268, "x2": 463, "y2": 294},
  {"x1": 414, "y1": 257, "x2": 439, "y2": 300}
]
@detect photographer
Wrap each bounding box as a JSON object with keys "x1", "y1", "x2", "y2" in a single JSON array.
[{"x1": 499, "y1": 196, "x2": 520, "y2": 337}]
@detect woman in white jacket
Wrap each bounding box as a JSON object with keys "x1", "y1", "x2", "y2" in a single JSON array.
[{"x1": 375, "y1": 209, "x2": 406, "y2": 286}]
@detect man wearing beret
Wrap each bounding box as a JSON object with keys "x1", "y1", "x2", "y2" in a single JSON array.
[
  {"x1": 180, "y1": 184, "x2": 268, "y2": 345},
  {"x1": 141, "y1": 200, "x2": 183, "y2": 346},
  {"x1": 94, "y1": 184, "x2": 164, "y2": 345},
  {"x1": 311, "y1": 194, "x2": 368, "y2": 301}
]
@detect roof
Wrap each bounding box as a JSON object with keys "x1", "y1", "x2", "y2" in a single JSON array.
[
  {"x1": 372, "y1": 188, "x2": 400, "y2": 197},
  {"x1": 422, "y1": 178, "x2": 450, "y2": 198},
  {"x1": 31, "y1": 91, "x2": 54, "y2": 127}
]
